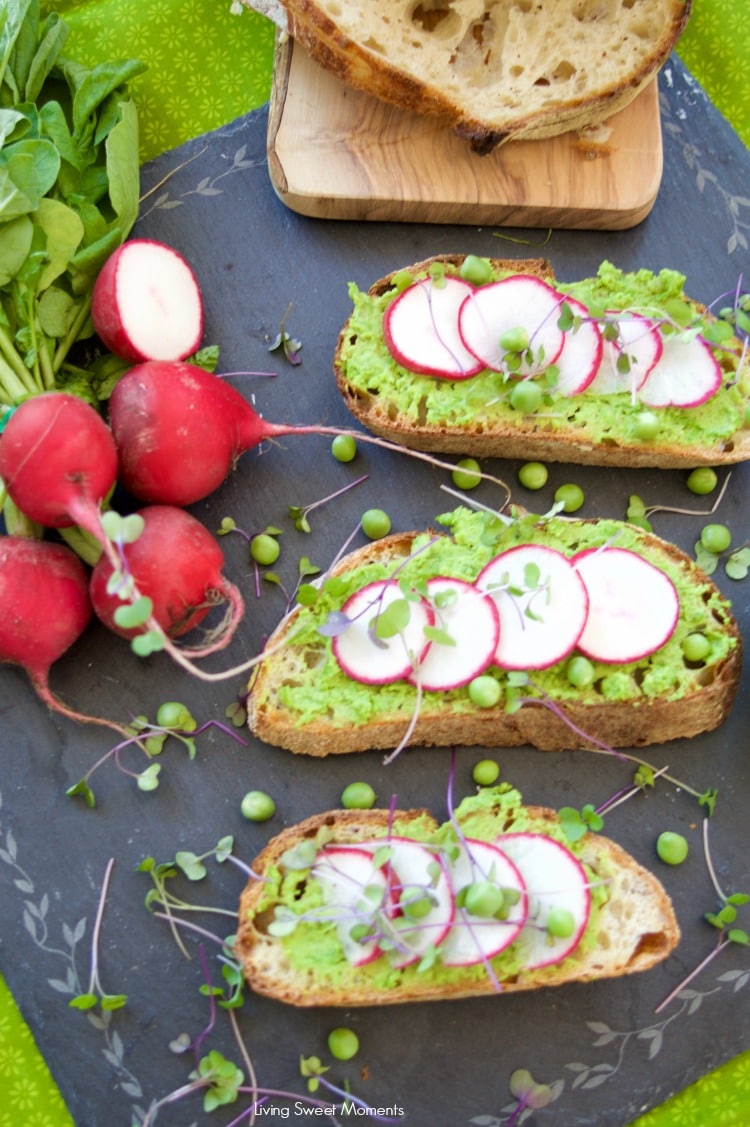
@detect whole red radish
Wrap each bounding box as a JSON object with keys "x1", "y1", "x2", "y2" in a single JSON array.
[
  {"x1": 92, "y1": 239, "x2": 204, "y2": 363},
  {"x1": 89, "y1": 505, "x2": 244, "y2": 650},
  {"x1": 0, "y1": 393, "x2": 118, "y2": 544}
]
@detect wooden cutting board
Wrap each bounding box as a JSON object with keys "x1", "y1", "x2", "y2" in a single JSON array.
[{"x1": 267, "y1": 36, "x2": 663, "y2": 230}]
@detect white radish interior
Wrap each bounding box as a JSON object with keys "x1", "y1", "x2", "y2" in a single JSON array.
[
  {"x1": 458, "y1": 275, "x2": 566, "y2": 375},
  {"x1": 637, "y1": 331, "x2": 723, "y2": 408},
  {"x1": 477, "y1": 544, "x2": 589, "y2": 670},
  {"x1": 313, "y1": 847, "x2": 388, "y2": 966},
  {"x1": 332, "y1": 580, "x2": 434, "y2": 685},
  {"x1": 112, "y1": 242, "x2": 203, "y2": 360},
  {"x1": 551, "y1": 295, "x2": 603, "y2": 396},
  {"x1": 573, "y1": 547, "x2": 680, "y2": 663},
  {"x1": 408, "y1": 577, "x2": 500, "y2": 691},
  {"x1": 439, "y1": 838, "x2": 528, "y2": 967},
  {"x1": 384, "y1": 837, "x2": 454, "y2": 967},
  {"x1": 587, "y1": 312, "x2": 664, "y2": 397},
  {"x1": 383, "y1": 276, "x2": 483, "y2": 379},
  {"x1": 495, "y1": 833, "x2": 591, "y2": 969}
]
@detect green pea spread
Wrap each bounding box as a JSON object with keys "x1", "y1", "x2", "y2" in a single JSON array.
[
  {"x1": 261, "y1": 507, "x2": 736, "y2": 727},
  {"x1": 337, "y1": 260, "x2": 748, "y2": 447}
]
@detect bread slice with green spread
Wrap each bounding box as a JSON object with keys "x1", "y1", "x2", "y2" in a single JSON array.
[
  {"x1": 333, "y1": 255, "x2": 750, "y2": 469},
  {"x1": 236, "y1": 786, "x2": 680, "y2": 1006},
  {"x1": 246, "y1": 506, "x2": 741, "y2": 756}
]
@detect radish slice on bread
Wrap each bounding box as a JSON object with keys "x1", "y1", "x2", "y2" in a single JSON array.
[
  {"x1": 408, "y1": 577, "x2": 500, "y2": 691},
  {"x1": 573, "y1": 547, "x2": 679, "y2": 663},
  {"x1": 332, "y1": 579, "x2": 434, "y2": 685},
  {"x1": 477, "y1": 544, "x2": 589, "y2": 670},
  {"x1": 495, "y1": 833, "x2": 591, "y2": 969},
  {"x1": 383, "y1": 275, "x2": 484, "y2": 379},
  {"x1": 440, "y1": 839, "x2": 528, "y2": 967},
  {"x1": 458, "y1": 275, "x2": 566, "y2": 376},
  {"x1": 587, "y1": 312, "x2": 663, "y2": 396},
  {"x1": 382, "y1": 838, "x2": 454, "y2": 967},
  {"x1": 313, "y1": 847, "x2": 388, "y2": 966},
  {"x1": 550, "y1": 295, "x2": 603, "y2": 396},
  {"x1": 637, "y1": 331, "x2": 723, "y2": 408}
]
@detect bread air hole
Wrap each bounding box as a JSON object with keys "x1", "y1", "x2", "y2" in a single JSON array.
[{"x1": 410, "y1": 2, "x2": 461, "y2": 37}]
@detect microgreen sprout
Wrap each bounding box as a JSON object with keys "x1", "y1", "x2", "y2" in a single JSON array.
[
  {"x1": 505, "y1": 1067, "x2": 554, "y2": 1124},
  {"x1": 288, "y1": 473, "x2": 368, "y2": 533},
  {"x1": 626, "y1": 467, "x2": 733, "y2": 532},
  {"x1": 268, "y1": 302, "x2": 302, "y2": 364},
  {"x1": 68, "y1": 858, "x2": 127, "y2": 1013}
]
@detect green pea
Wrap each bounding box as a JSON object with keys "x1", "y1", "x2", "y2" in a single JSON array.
[
  {"x1": 251, "y1": 533, "x2": 280, "y2": 566},
  {"x1": 554, "y1": 483, "x2": 585, "y2": 513},
  {"x1": 700, "y1": 523, "x2": 731, "y2": 554},
  {"x1": 566, "y1": 655, "x2": 595, "y2": 689},
  {"x1": 464, "y1": 880, "x2": 505, "y2": 918},
  {"x1": 681, "y1": 633, "x2": 711, "y2": 663},
  {"x1": 331, "y1": 434, "x2": 357, "y2": 463},
  {"x1": 240, "y1": 790, "x2": 276, "y2": 822},
  {"x1": 634, "y1": 410, "x2": 660, "y2": 441},
  {"x1": 500, "y1": 327, "x2": 531, "y2": 354},
  {"x1": 472, "y1": 758, "x2": 500, "y2": 786},
  {"x1": 686, "y1": 467, "x2": 717, "y2": 496},
  {"x1": 509, "y1": 380, "x2": 542, "y2": 413},
  {"x1": 327, "y1": 1027, "x2": 359, "y2": 1061},
  {"x1": 361, "y1": 508, "x2": 392, "y2": 540},
  {"x1": 546, "y1": 907, "x2": 575, "y2": 939},
  {"x1": 656, "y1": 831, "x2": 689, "y2": 866},
  {"x1": 400, "y1": 891, "x2": 433, "y2": 919},
  {"x1": 459, "y1": 255, "x2": 494, "y2": 286},
  {"x1": 468, "y1": 675, "x2": 502, "y2": 709},
  {"x1": 340, "y1": 781, "x2": 376, "y2": 810},
  {"x1": 518, "y1": 461, "x2": 549, "y2": 490},
  {"x1": 452, "y1": 457, "x2": 482, "y2": 490}
]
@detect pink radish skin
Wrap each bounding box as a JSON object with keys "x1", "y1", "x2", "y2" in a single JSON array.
[
  {"x1": 551, "y1": 295, "x2": 603, "y2": 396},
  {"x1": 313, "y1": 847, "x2": 388, "y2": 966},
  {"x1": 407, "y1": 576, "x2": 500, "y2": 691},
  {"x1": 573, "y1": 547, "x2": 680, "y2": 663},
  {"x1": 383, "y1": 275, "x2": 484, "y2": 379},
  {"x1": 89, "y1": 505, "x2": 244, "y2": 650},
  {"x1": 92, "y1": 239, "x2": 204, "y2": 363},
  {"x1": 458, "y1": 275, "x2": 566, "y2": 376},
  {"x1": 439, "y1": 838, "x2": 528, "y2": 967},
  {"x1": 636, "y1": 331, "x2": 722, "y2": 408},
  {"x1": 332, "y1": 580, "x2": 434, "y2": 685}
]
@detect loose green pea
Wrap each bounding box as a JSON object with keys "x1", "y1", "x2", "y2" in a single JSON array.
[
  {"x1": 681, "y1": 632, "x2": 711, "y2": 663},
  {"x1": 361, "y1": 508, "x2": 392, "y2": 540},
  {"x1": 468, "y1": 675, "x2": 502, "y2": 708},
  {"x1": 509, "y1": 380, "x2": 542, "y2": 414},
  {"x1": 331, "y1": 434, "x2": 357, "y2": 463},
  {"x1": 656, "y1": 831, "x2": 689, "y2": 866},
  {"x1": 340, "y1": 781, "x2": 377, "y2": 810},
  {"x1": 686, "y1": 467, "x2": 717, "y2": 496},
  {"x1": 700, "y1": 523, "x2": 731, "y2": 554},
  {"x1": 518, "y1": 461, "x2": 549, "y2": 490},
  {"x1": 327, "y1": 1027, "x2": 359, "y2": 1061},
  {"x1": 240, "y1": 790, "x2": 276, "y2": 822},
  {"x1": 251, "y1": 533, "x2": 280, "y2": 566},
  {"x1": 554, "y1": 483, "x2": 585, "y2": 513},
  {"x1": 472, "y1": 758, "x2": 500, "y2": 786},
  {"x1": 452, "y1": 457, "x2": 482, "y2": 490}
]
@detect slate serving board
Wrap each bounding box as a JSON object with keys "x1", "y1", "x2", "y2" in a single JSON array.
[{"x1": 1, "y1": 55, "x2": 749, "y2": 1127}]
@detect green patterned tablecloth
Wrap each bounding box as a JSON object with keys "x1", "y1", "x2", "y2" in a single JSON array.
[{"x1": 3, "y1": 3, "x2": 748, "y2": 1125}]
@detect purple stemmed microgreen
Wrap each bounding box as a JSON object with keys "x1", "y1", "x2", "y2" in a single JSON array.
[
  {"x1": 503, "y1": 1068, "x2": 554, "y2": 1124},
  {"x1": 68, "y1": 858, "x2": 128, "y2": 1013},
  {"x1": 268, "y1": 302, "x2": 302, "y2": 365},
  {"x1": 288, "y1": 473, "x2": 369, "y2": 534},
  {"x1": 626, "y1": 469, "x2": 732, "y2": 533}
]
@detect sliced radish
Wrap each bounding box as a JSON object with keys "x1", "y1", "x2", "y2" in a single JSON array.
[
  {"x1": 332, "y1": 579, "x2": 434, "y2": 685},
  {"x1": 440, "y1": 839, "x2": 527, "y2": 967},
  {"x1": 476, "y1": 544, "x2": 589, "y2": 670},
  {"x1": 313, "y1": 846, "x2": 388, "y2": 966},
  {"x1": 458, "y1": 275, "x2": 566, "y2": 376},
  {"x1": 91, "y1": 239, "x2": 204, "y2": 363},
  {"x1": 383, "y1": 276, "x2": 484, "y2": 379},
  {"x1": 637, "y1": 331, "x2": 722, "y2": 407},
  {"x1": 495, "y1": 833, "x2": 591, "y2": 969},
  {"x1": 551, "y1": 295, "x2": 603, "y2": 396},
  {"x1": 383, "y1": 837, "x2": 454, "y2": 968},
  {"x1": 587, "y1": 312, "x2": 663, "y2": 397},
  {"x1": 407, "y1": 577, "x2": 500, "y2": 692},
  {"x1": 573, "y1": 547, "x2": 680, "y2": 663}
]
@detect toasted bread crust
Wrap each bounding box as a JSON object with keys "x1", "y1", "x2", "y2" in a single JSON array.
[
  {"x1": 236, "y1": 803, "x2": 681, "y2": 1006},
  {"x1": 246, "y1": 521, "x2": 742, "y2": 756},
  {"x1": 333, "y1": 255, "x2": 750, "y2": 469}
]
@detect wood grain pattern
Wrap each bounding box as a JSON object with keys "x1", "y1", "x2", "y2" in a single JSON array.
[{"x1": 267, "y1": 36, "x2": 663, "y2": 230}]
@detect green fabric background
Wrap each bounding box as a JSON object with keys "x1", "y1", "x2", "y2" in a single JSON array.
[{"x1": 2, "y1": 2, "x2": 748, "y2": 1125}]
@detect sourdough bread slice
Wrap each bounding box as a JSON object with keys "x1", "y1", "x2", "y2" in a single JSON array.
[
  {"x1": 262, "y1": 0, "x2": 691, "y2": 152},
  {"x1": 236, "y1": 787, "x2": 680, "y2": 1006},
  {"x1": 246, "y1": 507, "x2": 741, "y2": 756},
  {"x1": 334, "y1": 255, "x2": 750, "y2": 469}
]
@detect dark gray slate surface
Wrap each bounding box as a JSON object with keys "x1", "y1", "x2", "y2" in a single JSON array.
[{"x1": 1, "y1": 55, "x2": 748, "y2": 1127}]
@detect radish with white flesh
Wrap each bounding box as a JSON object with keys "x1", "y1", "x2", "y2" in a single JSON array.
[
  {"x1": 587, "y1": 313, "x2": 663, "y2": 396},
  {"x1": 550, "y1": 295, "x2": 603, "y2": 396},
  {"x1": 440, "y1": 838, "x2": 527, "y2": 967},
  {"x1": 332, "y1": 580, "x2": 434, "y2": 685},
  {"x1": 384, "y1": 275, "x2": 484, "y2": 379},
  {"x1": 458, "y1": 275, "x2": 566, "y2": 375},
  {"x1": 637, "y1": 330, "x2": 722, "y2": 408},
  {"x1": 476, "y1": 544, "x2": 589, "y2": 670},
  {"x1": 383, "y1": 837, "x2": 454, "y2": 967},
  {"x1": 313, "y1": 847, "x2": 388, "y2": 966},
  {"x1": 407, "y1": 577, "x2": 500, "y2": 691},
  {"x1": 92, "y1": 239, "x2": 204, "y2": 363},
  {"x1": 89, "y1": 505, "x2": 244, "y2": 650},
  {"x1": 573, "y1": 547, "x2": 679, "y2": 663},
  {"x1": 496, "y1": 833, "x2": 591, "y2": 968}
]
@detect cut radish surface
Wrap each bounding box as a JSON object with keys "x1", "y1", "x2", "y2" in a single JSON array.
[
  {"x1": 573, "y1": 547, "x2": 680, "y2": 663},
  {"x1": 476, "y1": 545, "x2": 589, "y2": 670},
  {"x1": 407, "y1": 577, "x2": 500, "y2": 692},
  {"x1": 440, "y1": 839, "x2": 527, "y2": 967},
  {"x1": 495, "y1": 833, "x2": 591, "y2": 969},
  {"x1": 383, "y1": 276, "x2": 484, "y2": 379},
  {"x1": 383, "y1": 837, "x2": 454, "y2": 967},
  {"x1": 458, "y1": 275, "x2": 566, "y2": 376},
  {"x1": 332, "y1": 580, "x2": 434, "y2": 685},
  {"x1": 587, "y1": 312, "x2": 663, "y2": 397},
  {"x1": 551, "y1": 296, "x2": 603, "y2": 396},
  {"x1": 313, "y1": 847, "x2": 387, "y2": 966},
  {"x1": 637, "y1": 330, "x2": 722, "y2": 407},
  {"x1": 91, "y1": 239, "x2": 204, "y2": 363}
]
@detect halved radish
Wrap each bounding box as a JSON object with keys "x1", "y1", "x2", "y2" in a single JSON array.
[
  {"x1": 407, "y1": 577, "x2": 500, "y2": 691},
  {"x1": 92, "y1": 239, "x2": 204, "y2": 363},
  {"x1": 573, "y1": 547, "x2": 679, "y2": 663},
  {"x1": 587, "y1": 312, "x2": 663, "y2": 397},
  {"x1": 383, "y1": 276, "x2": 484, "y2": 379},
  {"x1": 332, "y1": 580, "x2": 434, "y2": 685},
  {"x1": 636, "y1": 330, "x2": 722, "y2": 407},
  {"x1": 551, "y1": 295, "x2": 603, "y2": 396},
  {"x1": 495, "y1": 833, "x2": 591, "y2": 969},
  {"x1": 476, "y1": 544, "x2": 589, "y2": 670},
  {"x1": 458, "y1": 275, "x2": 566, "y2": 376},
  {"x1": 383, "y1": 837, "x2": 454, "y2": 967},
  {"x1": 440, "y1": 839, "x2": 527, "y2": 967},
  {"x1": 313, "y1": 846, "x2": 388, "y2": 966}
]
